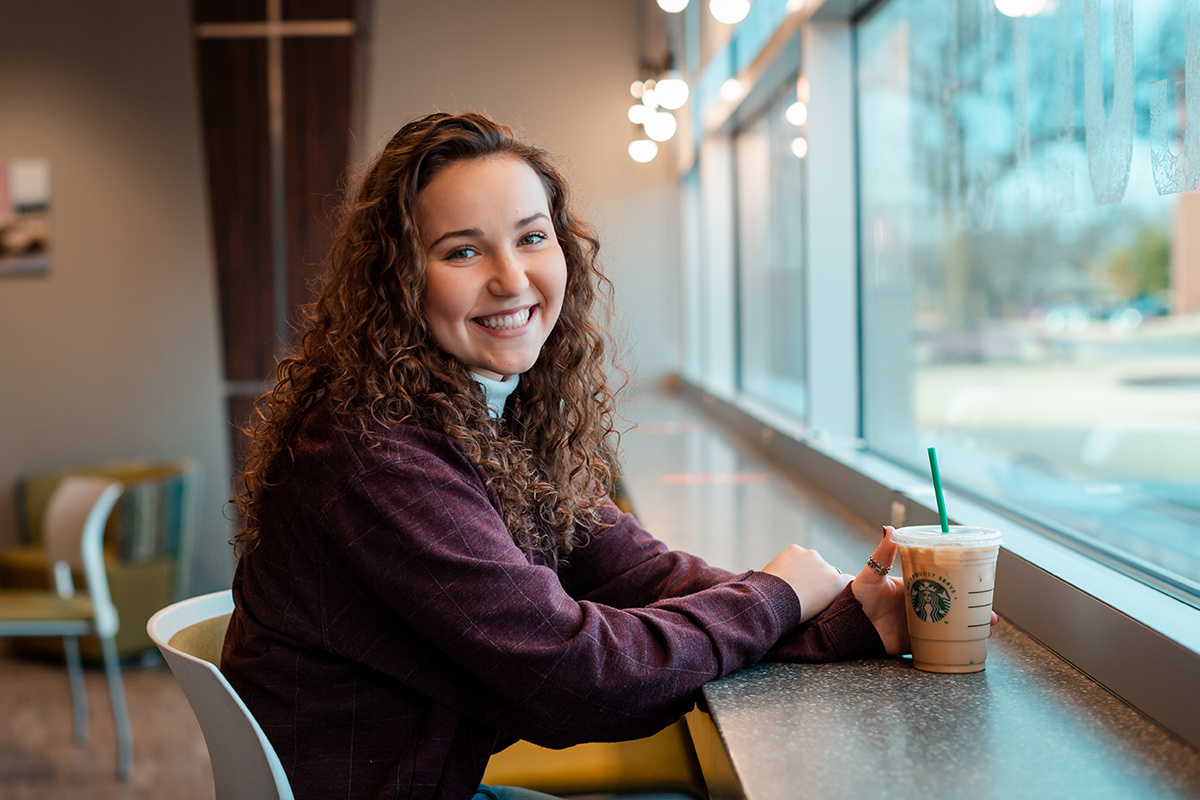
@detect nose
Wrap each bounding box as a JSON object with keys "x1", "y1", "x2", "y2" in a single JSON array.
[{"x1": 488, "y1": 249, "x2": 529, "y2": 297}]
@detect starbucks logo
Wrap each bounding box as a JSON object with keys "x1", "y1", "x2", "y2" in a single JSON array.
[{"x1": 910, "y1": 579, "x2": 952, "y2": 623}]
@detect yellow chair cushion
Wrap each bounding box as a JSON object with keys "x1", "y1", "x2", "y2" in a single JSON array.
[
  {"x1": 168, "y1": 613, "x2": 231, "y2": 668},
  {"x1": 481, "y1": 719, "x2": 704, "y2": 797},
  {"x1": 0, "y1": 590, "x2": 92, "y2": 622},
  {"x1": 0, "y1": 548, "x2": 173, "y2": 659}
]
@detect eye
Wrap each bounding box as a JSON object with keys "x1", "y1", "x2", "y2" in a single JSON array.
[
  {"x1": 519, "y1": 231, "x2": 548, "y2": 247},
  {"x1": 446, "y1": 245, "x2": 479, "y2": 261}
]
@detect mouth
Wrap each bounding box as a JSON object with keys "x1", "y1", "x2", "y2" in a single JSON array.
[{"x1": 474, "y1": 305, "x2": 535, "y2": 331}]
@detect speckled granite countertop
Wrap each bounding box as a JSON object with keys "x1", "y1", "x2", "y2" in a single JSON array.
[
  {"x1": 618, "y1": 393, "x2": 1200, "y2": 800},
  {"x1": 694, "y1": 623, "x2": 1200, "y2": 799}
]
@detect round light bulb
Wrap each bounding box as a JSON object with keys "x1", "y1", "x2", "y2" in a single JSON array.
[
  {"x1": 641, "y1": 87, "x2": 660, "y2": 109},
  {"x1": 994, "y1": 0, "x2": 1046, "y2": 16},
  {"x1": 628, "y1": 103, "x2": 654, "y2": 125},
  {"x1": 785, "y1": 101, "x2": 808, "y2": 127},
  {"x1": 719, "y1": 78, "x2": 745, "y2": 102},
  {"x1": 629, "y1": 139, "x2": 659, "y2": 163},
  {"x1": 710, "y1": 0, "x2": 750, "y2": 25},
  {"x1": 657, "y1": 0, "x2": 689, "y2": 11},
  {"x1": 656, "y1": 75, "x2": 690, "y2": 110},
  {"x1": 644, "y1": 111, "x2": 678, "y2": 142},
  {"x1": 791, "y1": 136, "x2": 808, "y2": 159},
  {"x1": 631, "y1": 80, "x2": 645, "y2": 99}
]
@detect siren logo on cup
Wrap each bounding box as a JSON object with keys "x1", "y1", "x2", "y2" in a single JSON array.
[{"x1": 910, "y1": 579, "x2": 952, "y2": 623}]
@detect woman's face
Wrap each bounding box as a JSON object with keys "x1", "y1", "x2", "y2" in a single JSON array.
[{"x1": 416, "y1": 156, "x2": 567, "y2": 381}]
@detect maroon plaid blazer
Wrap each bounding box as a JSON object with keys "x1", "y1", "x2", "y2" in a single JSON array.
[{"x1": 223, "y1": 400, "x2": 883, "y2": 799}]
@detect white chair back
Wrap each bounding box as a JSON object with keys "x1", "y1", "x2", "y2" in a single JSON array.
[
  {"x1": 41, "y1": 477, "x2": 122, "y2": 635},
  {"x1": 147, "y1": 590, "x2": 294, "y2": 800}
]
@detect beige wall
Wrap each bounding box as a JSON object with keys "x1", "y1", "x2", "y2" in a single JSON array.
[
  {"x1": 0, "y1": 1, "x2": 234, "y2": 593},
  {"x1": 0, "y1": 0, "x2": 682, "y2": 595}
]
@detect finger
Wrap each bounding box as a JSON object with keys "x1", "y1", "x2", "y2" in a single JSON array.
[
  {"x1": 873, "y1": 525, "x2": 899, "y2": 570},
  {"x1": 856, "y1": 525, "x2": 898, "y2": 583}
]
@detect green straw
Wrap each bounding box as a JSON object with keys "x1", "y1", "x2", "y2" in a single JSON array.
[{"x1": 927, "y1": 446, "x2": 949, "y2": 533}]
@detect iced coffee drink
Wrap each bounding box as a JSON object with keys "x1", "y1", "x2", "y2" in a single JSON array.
[{"x1": 891, "y1": 526, "x2": 1003, "y2": 674}]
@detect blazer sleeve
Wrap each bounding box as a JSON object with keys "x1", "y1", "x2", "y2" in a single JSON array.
[
  {"x1": 556, "y1": 498, "x2": 743, "y2": 608},
  {"x1": 561, "y1": 497, "x2": 887, "y2": 663},
  {"x1": 766, "y1": 583, "x2": 887, "y2": 662},
  {"x1": 299, "y1": 424, "x2": 803, "y2": 748}
]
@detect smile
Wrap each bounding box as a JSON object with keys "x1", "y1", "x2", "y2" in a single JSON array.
[{"x1": 474, "y1": 306, "x2": 534, "y2": 331}]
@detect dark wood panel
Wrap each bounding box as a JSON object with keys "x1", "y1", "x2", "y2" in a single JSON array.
[
  {"x1": 196, "y1": 38, "x2": 277, "y2": 383},
  {"x1": 192, "y1": 1, "x2": 362, "y2": 463},
  {"x1": 283, "y1": 0, "x2": 355, "y2": 20},
  {"x1": 192, "y1": 0, "x2": 267, "y2": 23},
  {"x1": 283, "y1": 36, "x2": 355, "y2": 328}
]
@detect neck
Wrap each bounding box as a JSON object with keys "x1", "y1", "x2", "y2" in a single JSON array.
[{"x1": 472, "y1": 372, "x2": 519, "y2": 419}]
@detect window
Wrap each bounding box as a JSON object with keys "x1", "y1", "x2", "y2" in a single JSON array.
[
  {"x1": 735, "y1": 85, "x2": 809, "y2": 419},
  {"x1": 857, "y1": 0, "x2": 1200, "y2": 602},
  {"x1": 675, "y1": 0, "x2": 1200, "y2": 751},
  {"x1": 683, "y1": 138, "x2": 739, "y2": 395}
]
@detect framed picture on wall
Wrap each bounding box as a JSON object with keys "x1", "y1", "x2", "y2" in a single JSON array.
[{"x1": 0, "y1": 158, "x2": 51, "y2": 277}]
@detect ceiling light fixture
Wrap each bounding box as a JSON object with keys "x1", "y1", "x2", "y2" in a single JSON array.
[
  {"x1": 994, "y1": 0, "x2": 1046, "y2": 17},
  {"x1": 655, "y1": 71, "x2": 690, "y2": 110},
  {"x1": 785, "y1": 101, "x2": 808, "y2": 127},
  {"x1": 710, "y1": 0, "x2": 750, "y2": 25},
  {"x1": 720, "y1": 78, "x2": 745, "y2": 102},
  {"x1": 644, "y1": 111, "x2": 678, "y2": 142},
  {"x1": 629, "y1": 139, "x2": 659, "y2": 163}
]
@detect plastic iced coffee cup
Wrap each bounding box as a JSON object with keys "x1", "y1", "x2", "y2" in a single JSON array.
[{"x1": 891, "y1": 526, "x2": 1003, "y2": 674}]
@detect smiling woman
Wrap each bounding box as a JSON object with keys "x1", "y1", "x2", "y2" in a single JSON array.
[{"x1": 417, "y1": 156, "x2": 567, "y2": 382}]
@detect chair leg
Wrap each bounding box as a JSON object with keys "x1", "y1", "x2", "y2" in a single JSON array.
[
  {"x1": 99, "y1": 636, "x2": 133, "y2": 781},
  {"x1": 61, "y1": 635, "x2": 88, "y2": 744}
]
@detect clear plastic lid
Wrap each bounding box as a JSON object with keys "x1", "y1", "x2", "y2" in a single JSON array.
[{"x1": 891, "y1": 525, "x2": 1004, "y2": 548}]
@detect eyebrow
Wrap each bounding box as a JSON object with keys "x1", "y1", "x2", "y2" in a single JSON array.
[{"x1": 426, "y1": 212, "x2": 550, "y2": 249}]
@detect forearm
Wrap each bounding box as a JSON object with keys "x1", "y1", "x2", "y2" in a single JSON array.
[
  {"x1": 765, "y1": 583, "x2": 887, "y2": 663},
  {"x1": 562, "y1": 503, "x2": 740, "y2": 607}
]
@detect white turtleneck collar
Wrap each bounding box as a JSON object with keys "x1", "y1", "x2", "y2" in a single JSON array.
[{"x1": 472, "y1": 372, "x2": 519, "y2": 419}]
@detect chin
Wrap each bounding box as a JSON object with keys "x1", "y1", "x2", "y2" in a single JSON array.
[
  {"x1": 501, "y1": 364, "x2": 536, "y2": 379},
  {"x1": 494, "y1": 357, "x2": 539, "y2": 378}
]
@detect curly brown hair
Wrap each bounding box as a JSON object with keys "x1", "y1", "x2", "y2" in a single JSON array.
[{"x1": 232, "y1": 112, "x2": 623, "y2": 558}]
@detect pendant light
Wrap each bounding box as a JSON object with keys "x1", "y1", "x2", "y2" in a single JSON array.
[{"x1": 709, "y1": 0, "x2": 750, "y2": 25}]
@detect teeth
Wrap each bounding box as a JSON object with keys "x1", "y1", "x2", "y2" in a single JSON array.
[{"x1": 477, "y1": 307, "x2": 531, "y2": 330}]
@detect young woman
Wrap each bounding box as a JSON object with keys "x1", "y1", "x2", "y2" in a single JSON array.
[{"x1": 222, "y1": 111, "x2": 909, "y2": 800}]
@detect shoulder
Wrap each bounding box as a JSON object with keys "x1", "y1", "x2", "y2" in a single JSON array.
[{"x1": 288, "y1": 398, "x2": 494, "y2": 499}]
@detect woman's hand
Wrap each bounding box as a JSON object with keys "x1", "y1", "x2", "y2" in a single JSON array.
[
  {"x1": 850, "y1": 526, "x2": 911, "y2": 656},
  {"x1": 761, "y1": 545, "x2": 853, "y2": 624}
]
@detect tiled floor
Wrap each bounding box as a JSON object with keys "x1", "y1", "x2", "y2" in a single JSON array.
[{"x1": 0, "y1": 644, "x2": 214, "y2": 799}]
